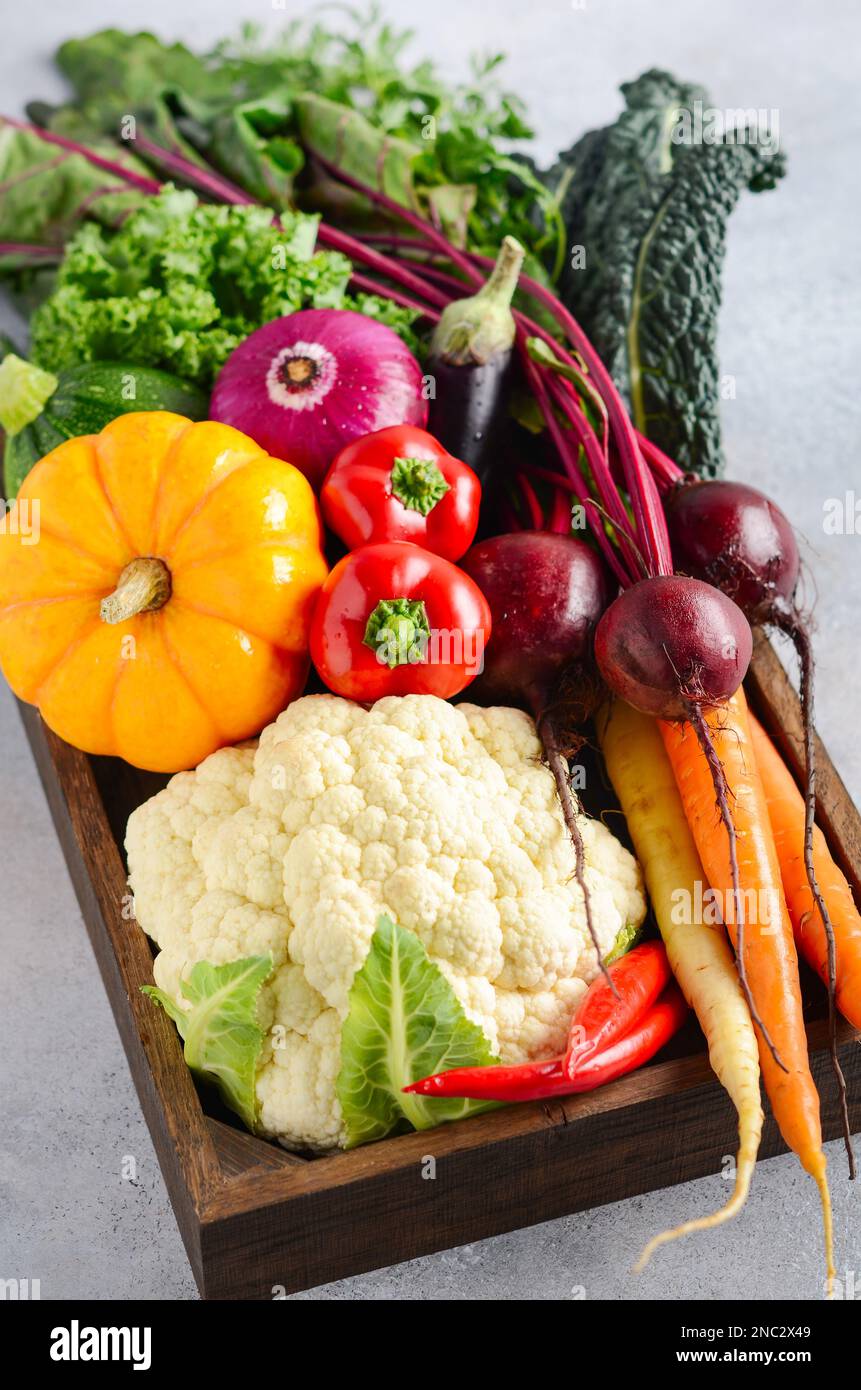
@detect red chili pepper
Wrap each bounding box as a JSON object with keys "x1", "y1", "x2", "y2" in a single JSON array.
[
  {"x1": 564, "y1": 940, "x2": 671, "y2": 1079},
  {"x1": 406, "y1": 1056, "x2": 567, "y2": 1104},
  {"x1": 310, "y1": 540, "x2": 492, "y2": 701},
  {"x1": 403, "y1": 983, "x2": 689, "y2": 1104},
  {"x1": 567, "y1": 984, "x2": 688, "y2": 1091},
  {"x1": 321, "y1": 425, "x2": 481, "y2": 562}
]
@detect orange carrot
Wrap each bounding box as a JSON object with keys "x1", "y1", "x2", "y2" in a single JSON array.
[
  {"x1": 750, "y1": 712, "x2": 861, "y2": 1030},
  {"x1": 660, "y1": 689, "x2": 834, "y2": 1292}
]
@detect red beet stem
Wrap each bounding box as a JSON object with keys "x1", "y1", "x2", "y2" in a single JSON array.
[
  {"x1": 0, "y1": 241, "x2": 63, "y2": 259},
  {"x1": 544, "y1": 374, "x2": 645, "y2": 580},
  {"x1": 523, "y1": 360, "x2": 632, "y2": 587},
  {"x1": 305, "y1": 149, "x2": 673, "y2": 579},
  {"x1": 372, "y1": 245, "x2": 672, "y2": 588},
  {"x1": 349, "y1": 271, "x2": 441, "y2": 321},
  {"x1": 637, "y1": 434, "x2": 686, "y2": 492},
  {"x1": 1, "y1": 116, "x2": 163, "y2": 195},
  {"x1": 135, "y1": 134, "x2": 252, "y2": 204},
  {"x1": 547, "y1": 482, "x2": 574, "y2": 534},
  {"x1": 516, "y1": 471, "x2": 545, "y2": 529},
  {"x1": 318, "y1": 222, "x2": 454, "y2": 309}
]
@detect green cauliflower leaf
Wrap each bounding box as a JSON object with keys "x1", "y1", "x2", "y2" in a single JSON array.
[
  {"x1": 337, "y1": 916, "x2": 500, "y2": 1149},
  {"x1": 143, "y1": 955, "x2": 273, "y2": 1132}
]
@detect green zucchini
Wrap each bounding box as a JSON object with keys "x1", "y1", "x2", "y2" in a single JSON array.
[{"x1": 1, "y1": 356, "x2": 208, "y2": 498}]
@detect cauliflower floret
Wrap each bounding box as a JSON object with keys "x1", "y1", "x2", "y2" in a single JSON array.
[{"x1": 127, "y1": 694, "x2": 646, "y2": 1150}]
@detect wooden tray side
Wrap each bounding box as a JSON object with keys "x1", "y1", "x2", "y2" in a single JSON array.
[
  {"x1": 19, "y1": 704, "x2": 221, "y2": 1285},
  {"x1": 198, "y1": 1020, "x2": 860, "y2": 1299},
  {"x1": 18, "y1": 631, "x2": 861, "y2": 1299}
]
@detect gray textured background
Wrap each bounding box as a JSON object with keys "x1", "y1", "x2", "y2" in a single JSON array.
[{"x1": 1, "y1": 0, "x2": 859, "y2": 1302}]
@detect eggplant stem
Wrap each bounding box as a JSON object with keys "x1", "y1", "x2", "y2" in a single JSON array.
[{"x1": 478, "y1": 235, "x2": 525, "y2": 307}]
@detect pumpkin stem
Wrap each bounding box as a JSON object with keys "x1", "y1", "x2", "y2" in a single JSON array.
[{"x1": 100, "y1": 557, "x2": 171, "y2": 624}]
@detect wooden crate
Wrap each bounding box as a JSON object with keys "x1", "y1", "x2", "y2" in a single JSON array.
[{"x1": 19, "y1": 632, "x2": 861, "y2": 1299}]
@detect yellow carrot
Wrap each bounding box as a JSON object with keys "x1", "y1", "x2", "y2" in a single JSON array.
[
  {"x1": 597, "y1": 700, "x2": 763, "y2": 1265},
  {"x1": 660, "y1": 689, "x2": 834, "y2": 1292}
]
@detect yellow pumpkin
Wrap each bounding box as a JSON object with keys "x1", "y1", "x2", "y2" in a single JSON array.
[{"x1": 0, "y1": 412, "x2": 328, "y2": 771}]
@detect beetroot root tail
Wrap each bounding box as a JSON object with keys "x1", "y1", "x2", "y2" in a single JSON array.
[{"x1": 539, "y1": 714, "x2": 616, "y2": 994}]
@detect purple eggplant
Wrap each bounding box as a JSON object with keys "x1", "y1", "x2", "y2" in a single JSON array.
[{"x1": 426, "y1": 236, "x2": 524, "y2": 487}]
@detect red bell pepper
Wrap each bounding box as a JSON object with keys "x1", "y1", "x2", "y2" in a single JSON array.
[
  {"x1": 310, "y1": 540, "x2": 492, "y2": 702},
  {"x1": 321, "y1": 425, "x2": 481, "y2": 562},
  {"x1": 564, "y1": 940, "x2": 671, "y2": 1078},
  {"x1": 403, "y1": 983, "x2": 689, "y2": 1103}
]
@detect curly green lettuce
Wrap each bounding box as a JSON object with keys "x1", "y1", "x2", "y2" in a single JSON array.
[{"x1": 29, "y1": 186, "x2": 422, "y2": 384}]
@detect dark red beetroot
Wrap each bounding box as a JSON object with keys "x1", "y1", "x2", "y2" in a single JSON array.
[
  {"x1": 461, "y1": 532, "x2": 612, "y2": 980},
  {"x1": 666, "y1": 478, "x2": 853, "y2": 1173},
  {"x1": 594, "y1": 576, "x2": 753, "y2": 719},
  {"x1": 666, "y1": 480, "x2": 800, "y2": 619},
  {"x1": 462, "y1": 532, "x2": 610, "y2": 711}
]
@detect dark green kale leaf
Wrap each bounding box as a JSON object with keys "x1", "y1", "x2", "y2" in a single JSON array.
[{"x1": 549, "y1": 70, "x2": 786, "y2": 477}]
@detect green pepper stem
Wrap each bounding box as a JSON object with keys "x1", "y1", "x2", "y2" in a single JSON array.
[
  {"x1": 390, "y1": 456, "x2": 450, "y2": 515},
  {"x1": 363, "y1": 598, "x2": 431, "y2": 668}
]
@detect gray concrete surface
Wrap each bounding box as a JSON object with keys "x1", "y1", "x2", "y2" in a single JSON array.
[{"x1": 1, "y1": 0, "x2": 859, "y2": 1302}]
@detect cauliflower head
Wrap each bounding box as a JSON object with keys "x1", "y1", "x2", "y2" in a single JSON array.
[{"x1": 126, "y1": 694, "x2": 646, "y2": 1150}]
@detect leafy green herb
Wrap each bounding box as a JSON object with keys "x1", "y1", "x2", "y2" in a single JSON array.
[
  {"x1": 28, "y1": 187, "x2": 420, "y2": 384},
  {"x1": 143, "y1": 955, "x2": 273, "y2": 1132},
  {"x1": 35, "y1": 10, "x2": 564, "y2": 268},
  {"x1": 337, "y1": 916, "x2": 499, "y2": 1148},
  {"x1": 293, "y1": 93, "x2": 475, "y2": 248},
  {"x1": 549, "y1": 70, "x2": 786, "y2": 477}
]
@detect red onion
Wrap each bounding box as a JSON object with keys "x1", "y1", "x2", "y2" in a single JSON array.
[{"x1": 209, "y1": 308, "x2": 428, "y2": 490}]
